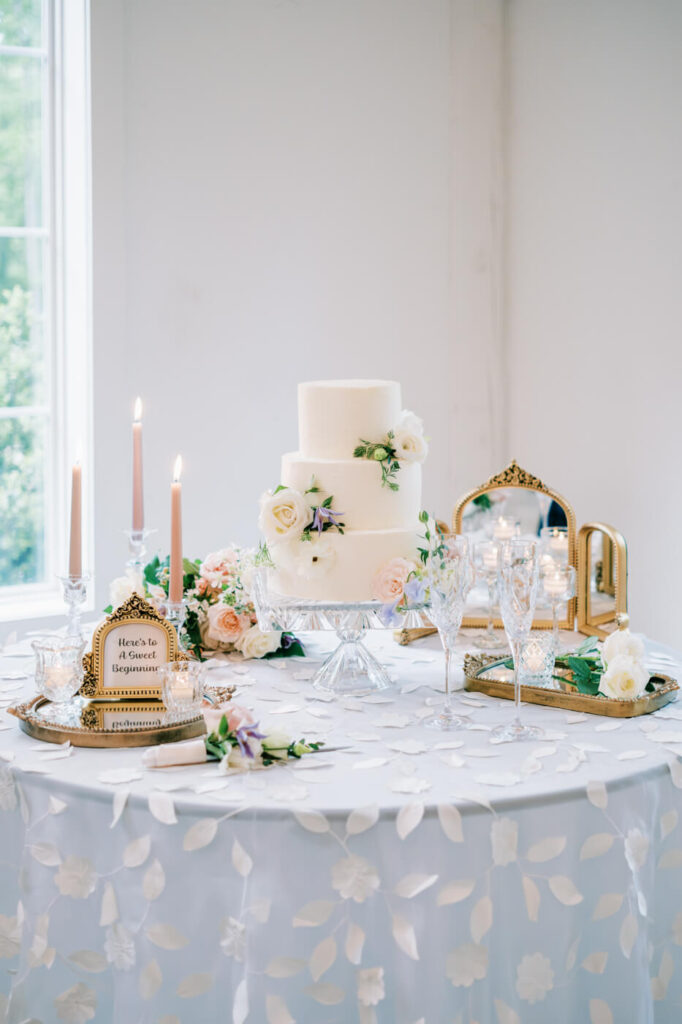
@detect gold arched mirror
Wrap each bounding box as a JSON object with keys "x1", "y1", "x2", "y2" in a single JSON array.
[
  {"x1": 452, "y1": 460, "x2": 577, "y2": 631},
  {"x1": 577, "y1": 523, "x2": 628, "y2": 638}
]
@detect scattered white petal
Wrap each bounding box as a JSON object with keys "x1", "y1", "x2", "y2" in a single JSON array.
[
  {"x1": 616, "y1": 750, "x2": 647, "y2": 761},
  {"x1": 148, "y1": 792, "x2": 177, "y2": 825},
  {"x1": 390, "y1": 777, "x2": 431, "y2": 794},
  {"x1": 352, "y1": 758, "x2": 388, "y2": 770},
  {"x1": 99, "y1": 768, "x2": 143, "y2": 785}
]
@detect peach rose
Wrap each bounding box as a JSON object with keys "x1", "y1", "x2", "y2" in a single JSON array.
[
  {"x1": 371, "y1": 557, "x2": 415, "y2": 604},
  {"x1": 202, "y1": 703, "x2": 255, "y2": 736},
  {"x1": 200, "y1": 548, "x2": 239, "y2": 589},
  {"x1": 226, "y1": 704, "x2": 255, "y2": 732},
  {"x1": 205, "y1": 603, "x2": 251, "y2": 646}
]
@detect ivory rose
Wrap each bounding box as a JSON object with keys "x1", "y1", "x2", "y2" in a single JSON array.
[
  {"x1": 109, "y1": 569, "x2": 144, "y2": 609},
  {"x1": 258, "y1": 487, "x2": 312, "y2": 543},
  {"x1": 236, "y1": 625, "x2": 282, "y2": 660},
  {"x1": 599, "y1": 653, "x2": 649, "y2": 700},
  {"x1": 392, "y1": 410, "x2": 428, "y2": 464},
  {"x1": 601, "y1": 628, "x2": 645, "y2": 667},
  {"x1": 371, "y1": 557, "x2": 415, "y2": 604},
  {"x1": 205, "y1": 604, "x2": 251, "y2": 646}
]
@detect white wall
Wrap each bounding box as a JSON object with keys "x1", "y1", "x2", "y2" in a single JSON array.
[
  {"x1": 505, "y1": 0, "x2": 682, "y2": 646},
  {"x1": 89, "y1": 0, "x2": 506, "y2": 610}
]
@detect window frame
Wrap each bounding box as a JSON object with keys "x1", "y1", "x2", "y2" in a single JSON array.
[{"x1": 0, "y1": 0, "x2": 92, "y2": 621}]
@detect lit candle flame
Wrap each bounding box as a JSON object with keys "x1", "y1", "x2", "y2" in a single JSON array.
[
  {"x1": 134, "y1": 396, "x2": 143, "y2": 422},
  {"x1": 173, "y1": 455, "x2": 182, "y2": 482}
]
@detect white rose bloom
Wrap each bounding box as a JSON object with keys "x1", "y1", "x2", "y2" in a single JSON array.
[
  {"x1": 258, "y1": 487, "x2": 312, "y2": 543},
  {"x1": 109, "y1": 569, "x2": 144, "y2": 609},
  {"x1": 331, "y1": 855, "x2": 380, "y2": 903},
  {"x1": 392, "y1": 410, "x2": 428, "y2": 463},
  {"x1": 236, "y1": 625, "x2": 282, "y2": 660},
  {"x1": 54, "y1": 856, "x2": 97, "y2": 900},
  {"x1": 357, "y1": 967, "x2": 385, "y2": 1006},
  {"x1": 219, "y1": 916, "x2": 246, "y2": 961},
  {"x1": 262, "y1": 729, "x2": 292, "y2": 757},
  {"x1": 104, "y1": 923, "x2": 136, "y2": 971},
  {"x1": 601, "y1": 628, "x2": 645, "y2": 667},
  {"x1": 516, "y1": 953, "x2": 554, "y2": 1003},
  {"x1": 599, "y1": 653, "x2": 649, "y2": 700},
  {"x1": 220, "y1": 740, "x2": 262, "y2": 774},
  {"x1": 446, "y1": 943, "x2": 489, "y2": 988}
]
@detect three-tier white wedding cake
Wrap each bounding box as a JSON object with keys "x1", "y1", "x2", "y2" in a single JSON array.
[{"x1": 258, "y1": 379, "x2": 427, "y2": 602}]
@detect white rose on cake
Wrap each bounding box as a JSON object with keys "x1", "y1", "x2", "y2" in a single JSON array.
[
  {"x1": 601, "y1": 628, "x2": 645, "y2": 667},
  {"x1": 258, "y1": 487, "x2": 312, "y2": 543},
  {"x1": 236, "y1": 624, "x2": 282, "y2": 659},
  {"x1": 392, "y1": 410, "x2": 428, "y2": 463},
  {"x1": 599, "y1": 653, "x2": 649, "y2": 700}
]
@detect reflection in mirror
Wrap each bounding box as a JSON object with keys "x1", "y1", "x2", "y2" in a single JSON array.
[
  {"x1": 453, "y1": 461, "x2": 577, "y2": 634},
  {"x1": 577, "y1": 523, "x2": 628, "y2": 638}
]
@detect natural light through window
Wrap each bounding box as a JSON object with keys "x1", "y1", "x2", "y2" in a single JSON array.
[{"x1": 0, "y1": 0, "x2": 90, "y2": 618}]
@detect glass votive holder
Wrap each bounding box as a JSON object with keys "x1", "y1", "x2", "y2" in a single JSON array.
[
  {"x1": 32, "y1": 636, "x2": 85, "y2": 703},
  {"x1": 518, "y1": 633, "x2": 556, "y2": 689},
  {"x1": 158, "y1": 661, "x2": 205, "y2": 717},
  {"x1": 540, "y1": 526, "x2": 569, "y2": 564}
]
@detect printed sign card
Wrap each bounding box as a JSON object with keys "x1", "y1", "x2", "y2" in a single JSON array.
[{"x1": 80, "y1": 594, "x2": 183, "y2": 699}]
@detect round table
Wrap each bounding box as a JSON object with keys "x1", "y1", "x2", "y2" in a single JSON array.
[{"x1": 0, "y1": 628, "x2": 681, "y2": 1024}]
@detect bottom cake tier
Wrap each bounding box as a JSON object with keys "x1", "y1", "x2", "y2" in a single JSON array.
[{"x1": 269, "y1": 527, "x2": 419, "y2": 603}]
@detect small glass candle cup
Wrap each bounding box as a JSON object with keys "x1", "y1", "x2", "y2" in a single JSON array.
[
  {"x1": 540, "y1": 526, "x2": 569, "y2": 565},
  {"x1": 490, "y1": 516, "x2": 521, "y2": 543},
  {"x1": 32, "y1": 636, "x2": 85, "y2": 703},
  {"x1": 158, "y1": 661, "x2": 204, "y2": 717},
  {"x1": 518, "y1": 633, "x2": 557, "y2": 689}
]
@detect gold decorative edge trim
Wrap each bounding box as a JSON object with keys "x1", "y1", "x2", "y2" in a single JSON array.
[
  {"x1": 80, "y1": 594, "x2": 189, "y2": 699},
  {"x1": 463, "y1": 652, "x2": 677, "y2": 717},
  {"x1": 577, "y1": 522, "x2": 628, "y2": 639}
]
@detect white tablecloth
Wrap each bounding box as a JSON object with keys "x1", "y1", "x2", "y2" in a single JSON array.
[{"x1": 1, "y1": 628, "x2": 682, "y2": 1023}]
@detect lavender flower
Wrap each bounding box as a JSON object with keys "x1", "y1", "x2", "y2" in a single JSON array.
[
  {"x1": 403, "y1": 576, "x2": 426, "y2": 606},
  {"x1": 312, "y1": 505, "x2": 345, "y2": 533},
  {"x1": 235, "y1": 723, "x2": 266, "y2": 759},
  {"x1": 379, "y1": 600, "x2": 402, "y2": 628}
]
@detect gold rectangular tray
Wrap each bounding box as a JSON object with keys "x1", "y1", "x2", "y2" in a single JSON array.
[{"x1": 463, "y1": 653, "x2": 678, "y2": 717}]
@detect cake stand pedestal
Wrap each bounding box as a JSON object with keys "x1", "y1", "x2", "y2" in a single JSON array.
[{"x1": 252, "y1": 569, "x2": 429, "y2": 697}]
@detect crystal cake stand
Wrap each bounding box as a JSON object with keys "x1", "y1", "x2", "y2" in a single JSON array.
[{"x1": 252, "y1": 569, "x2": 429, "y2": 697}]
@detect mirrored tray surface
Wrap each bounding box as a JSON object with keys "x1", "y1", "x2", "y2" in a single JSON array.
[{"x1": 464, "y1": 653, "x2": 678, "y2": 718}]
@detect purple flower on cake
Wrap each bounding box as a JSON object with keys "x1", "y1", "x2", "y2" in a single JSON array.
[
  {"x1": 378, "y1": 600, "x2": 402, "y2": 628},
  {"x1": 403, "y1": 575, "x2": 426, "y2": 605},
  {"x1": 311, "y1": 504, "x2": 345, "y2": 533}
]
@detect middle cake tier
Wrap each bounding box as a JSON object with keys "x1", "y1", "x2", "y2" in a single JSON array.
[{"x1": 280, "y1": 452, "x2": 421, "y2": 531}]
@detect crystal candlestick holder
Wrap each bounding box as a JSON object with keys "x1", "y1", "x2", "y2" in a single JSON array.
[
  {"x1": 125, "y1": 528, "x2": 155, "y2": 575},
  {"x1": 165, "y1": 600, "x2": 187, "y2": 652},
  {"x1": 32, "y1": 636, "x2": 85, "y2": 723},
  {"x1": 58, "y1": 574, "x2": 91, "y2": 640}
]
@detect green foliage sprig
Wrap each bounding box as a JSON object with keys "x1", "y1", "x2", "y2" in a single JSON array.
[{"x1": 353, "y1": 432, "x2": 401, "y2": 490}]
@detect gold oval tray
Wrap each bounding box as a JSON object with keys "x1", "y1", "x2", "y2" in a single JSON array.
[
  {"x1": 8, "y1": 696, "x2": 207, "y2": 748},
  {"x1": 464, "y1": 653, "x2": 678, "y2": 718}
]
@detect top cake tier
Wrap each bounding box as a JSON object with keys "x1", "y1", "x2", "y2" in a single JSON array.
[{"x1": 298, "y1": 379, "x2": 401, "y2": 459}]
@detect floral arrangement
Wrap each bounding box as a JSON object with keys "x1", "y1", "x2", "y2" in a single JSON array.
[
  {"x1": 108, "y1": 546, "x2": 304, "y2": 661},
  {"x1": 369, "y1": 510, "x2": 439, "y2": 625},
  {"x1": 353, "y1": 410, "x2": 428, "y2": 490},
  {"x1": 555, "y1": 629, "x2": 651, "y2": 699},
  {"x1": 203, "y1": 702, "x2": 323, "y2": 773},
  {"x1": 258, "y1": 478, "x2": 345, "y2": 580}
]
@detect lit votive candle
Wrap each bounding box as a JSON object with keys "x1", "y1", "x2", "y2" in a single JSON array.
[
  {"x1": 482, "y1": 546, "x2": 499, "y2": 571},
  {"x1": 493, "y1": 516, "x2": 518, "y2": 541},
  {"x1": 524, "y1": 642, "x2": 546, "y2": 673}
]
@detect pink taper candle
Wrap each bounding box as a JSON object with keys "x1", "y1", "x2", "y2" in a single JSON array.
[
  {"x1": 68, "y1": 461, "x2": 82, "y2": 577},
  {"x1": 132, "y1": 396, "x2": 144, "y2": 532},
  {"x1": 169, "y1": 455, "x2": 183, "y2": 603}
]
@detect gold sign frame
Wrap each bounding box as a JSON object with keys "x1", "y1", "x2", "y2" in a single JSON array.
[
  {"x1": 79, "y1": 594, "x2": 184, "y2": 700},
  {"x1": 577, "y1": 522, "x2": 629, "y2": 638},
  {"x1": 452, "y1": 459, "x2": 578, "y2": 631}
]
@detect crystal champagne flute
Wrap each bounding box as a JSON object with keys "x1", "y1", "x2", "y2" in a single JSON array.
[
  {"x1": 491, "y1": 538, "x2": 542, "y2": 742},
  {"x1": 423, "y1": 535, "x2": 475, "y2": 730}
]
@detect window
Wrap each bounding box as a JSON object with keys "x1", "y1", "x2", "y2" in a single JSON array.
[{"x1": 0, "y1": 0, "x2": 91, "y2": 619}]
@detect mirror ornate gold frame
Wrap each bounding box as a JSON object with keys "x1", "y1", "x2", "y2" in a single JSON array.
[
  {"x1": 452, "y1": 459, "x2": 578, "y2": 631},
  {"x1": 577, "y1": 522, "x2": 628, "y2": 638}
]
